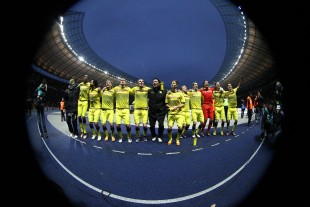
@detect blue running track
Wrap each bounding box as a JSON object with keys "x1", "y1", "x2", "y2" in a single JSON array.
[{"x1": 23, "y1": 111, "x2": 286, "y2": 207}]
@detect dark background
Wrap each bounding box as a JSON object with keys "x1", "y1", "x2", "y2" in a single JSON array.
[{"x1": 10, "y1": 0, "x2": 306, "y2": 206}]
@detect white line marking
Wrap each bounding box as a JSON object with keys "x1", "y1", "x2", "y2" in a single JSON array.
[
  {"x1": 192, "y1": 148, "x2": 203, "y2": 151},
  {"x1": 94, "y1": 146, "x2": 102, "y2": 149},
  {"x1": 225, "y1": 139, "x2": 231, "y2": 142},
  {"x1": 69, "y1": 137, "x2": 85, "y2": 144},
  {"x1": 165, "y1": 152, "x2": 180, "y2": 155},
  {"x1": 137, "y1": 153, "x2": 152, "y2": 156},
  {"x1": 77, "y1": 140, "x2": 86, "y2": 144},
  {"x1": 211, "y1": 143, "x2": 220, "y2": 146},
  {"x1": 112, "y1": 150, "x2": 125, "y2": 154}
]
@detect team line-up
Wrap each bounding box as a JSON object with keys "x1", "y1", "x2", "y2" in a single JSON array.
[{"x1": 36, "y1": 75, "x2": 245, "y2": 146}]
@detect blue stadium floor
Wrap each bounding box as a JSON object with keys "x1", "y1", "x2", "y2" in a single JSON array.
[{"x1": 25, "y1": 110, "x2": 282, "y2": 207}]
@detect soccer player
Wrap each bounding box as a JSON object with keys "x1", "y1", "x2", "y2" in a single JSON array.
[
  {"x1": 148, "y1": 78, "x2": 168, "y2": 143},
  {"x1": 165, "y1": 80, "x2": 185, "y2": 146},
  {"x1": 199, "y1": 80, "x2": 215, "y2": 136},
  {"x1": 188, "y1": 82, "x2": 204, "y2": 138},
  {"x1": 113, "y1": 78, "x2": 133, "y2": 143},
  {"x1": 180, "y1": 85, "x2": 191, "y2": 138},
  {"x1": 223, "y1": 97, "x2": 228, "y2": 127},
  {"x1": 131, "y1": 79, "x2": 150, "y2": 142},
  {"x1": 88, "y1": 79, "x2": 101, "y2": 140},
  {"x1": 224, "y1": 76, "x2": 242, "y2": 136},
  {"x1": 77, "y1": 75, "x2": 91, "y2": 139},
  {"x1": 100, "y1": 80, "x2": 116, "y2": 142},
  {"x1": 212, "y1": 82, "x2": 226, "y2": 136}
]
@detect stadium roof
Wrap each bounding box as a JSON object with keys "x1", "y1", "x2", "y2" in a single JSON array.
[
  {"x1": 210, "y1": 0, "x2": 276, "y2": 94},
  {"x1": 33, "y1": 1, "x2": 277, "y2": 92}
]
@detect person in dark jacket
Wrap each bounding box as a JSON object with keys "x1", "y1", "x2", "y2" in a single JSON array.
[
  {"x1": 260, "y1": 102, "x2": 276, "y2": 140},
  {"x1": 147, "y1": 78, "x2": 168, "y2": 142},
  {"x1": 64, "y1": 79, "x2": 79, "y2": 138},
  {"x1": 35, "y1": 79, "x2": 48, "y2": 138}
]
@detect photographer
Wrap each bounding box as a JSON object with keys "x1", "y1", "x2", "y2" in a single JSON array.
[{"x1": 34, "y1": 80, "x2": 48, "y2": 138}]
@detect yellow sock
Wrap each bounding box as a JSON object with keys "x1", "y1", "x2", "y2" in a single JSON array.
[
  {"x1": 232, "y1": 124, "x2": 236, "y2": 131},
  {"x1": 83, "y1": 123, "x2": 87, "y2": 133},
  {"x1": 168, "y1": 131, "x2": 172, "y2": 139},
  {"x1": 79, "y1": 122, "x2": 83, "y2": 133}
]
